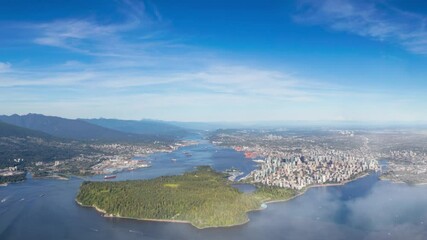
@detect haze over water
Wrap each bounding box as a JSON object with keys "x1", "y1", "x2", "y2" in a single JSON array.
[
  {"x1": 1, "y1": 139, "x2": 426, "y2": 240},
  {"x1": 2, "y1": 0, "x2": 427, "y2": 239}
]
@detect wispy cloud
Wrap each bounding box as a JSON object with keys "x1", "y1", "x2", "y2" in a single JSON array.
[
  {"x1": 0, "y1": 62, "x2": 11, "y2": 72},
  {"x1": 0, "y1": 0, "x2": 333, "y2": 105},
  {"x1": 0, "y1": 0, "x2": 330, "y2": 105},
  {"x1": 26, "y1": 0, "x2": 171, "y2": 59},
  {"x1": 175, "y1": 65, "x2": 318, "y2": 102},
  {"x1": 295, "y1": 0, "x2": 427, "y2": 55},
  {"x1": 0, "y1": 62, "x2": 325, "y2": 102},
  {"x1": 32, "y1": 19, "x2": 165, "y2": 59},
  {"x1": 33, "y1": 19, "x2": 134, "y2": 54},
  {"x1": 1, "y1": 0, "x2": 425, "y2": 121}
]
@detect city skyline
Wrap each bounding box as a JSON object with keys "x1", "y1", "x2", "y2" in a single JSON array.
[{"x1": 1, "y1": 0, "x2": 427, "y2": 122}]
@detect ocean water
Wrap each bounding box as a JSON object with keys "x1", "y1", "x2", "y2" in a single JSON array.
[{"x1": 1, "y1": 140, "x2": 427, "y2": 240}]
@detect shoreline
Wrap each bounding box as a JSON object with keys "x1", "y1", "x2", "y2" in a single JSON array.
[
  {"x1": 74, "y1": 171, "x2": 375, "y2": 229},
  {"x1": 255, "y1": 172, "x2": 372, "y2": 206},
  {"x1": 75, "y1": 199, "x2": 212, "y2": 229},
  {"x1": 0, "y1": 141, "x2": 195, "y2": 187},
  {"x1": 379, "y1": 176, "x2": 427, "y2": 186},
  {"x1": 0, "y1": 179, "x2": 26, "y2": 186},
  {"x1": 33, "y1": 174, "x2": 70, "y2": 181}
]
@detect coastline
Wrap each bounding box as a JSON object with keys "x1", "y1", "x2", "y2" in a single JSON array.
[
  {"x1": 379, "y1": 176, "x2": 427, "y2": 186},
  {"x1": 256, "y1": 172, "x2": 371, "y2": 206},
  {"x1": 74, "y1": 171, "x2": 375, "y2": 229},
  {"x1": 0, "y1": 179, "x2": 26, "y2": 186},
  {"x1": 1, "y1": 141, "x2": 195, "y2": 187},
  {"x1": 306, "y1": 172, "x2": 370, "y2": 189},
  {"x1": 75, "y1": 199, "x2": 216, "y2": 229},
  {"x1": 33, "y1": 174, "x2": 70, "y2": 181}
]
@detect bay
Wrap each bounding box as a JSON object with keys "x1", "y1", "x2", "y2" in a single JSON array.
[{"x1": 1, "y1": 139, "x2": 427, "y2": 240}]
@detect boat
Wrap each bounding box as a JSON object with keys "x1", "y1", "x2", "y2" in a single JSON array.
[
  {"x1": 253, "y1": 159, "x2": 265, "y2": 164},
  {"x1": 224, "y1": 167, "x2": 239, "y2": 173},
  {"x1": 171, "y1": 158, "x2": 177, "y2": 162},
  {"x1": 104, "y1": 175, "x2": 116, "y2": 179}
]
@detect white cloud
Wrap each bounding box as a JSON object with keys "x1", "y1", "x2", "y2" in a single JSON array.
[
  {"x1": 3, "y1": 57, "x2": 424, "y2": 122},
  {"x1": 0, "y1": 0, "x2": 337, "y2": 105},
  {"x1": 0, "y1": 59, "x2": 342, "y2": 105},
  {"x1": 295, "y1": 0, "x2": 427, "y2": 54},
  {"x1": 32, "y1": 18, "x2": 143, "y2": 57},
  {"x1": 176, "y1": 65, "x2": 317, "y2": 101},
  {"x1": 28, "y1": 0, "x2": 167, "y2": 59},
  {"x1": 1, "y1": 0, "x2": 426, "y2": 121}
]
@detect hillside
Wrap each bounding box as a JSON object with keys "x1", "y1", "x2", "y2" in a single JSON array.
[
  {"x1": 0, "y1": 121, "x2": 99, "y2": 169},
  {"x1": 0, "y1": 120, "x2": 53, "y2": 138},
  {"x1": 0, "y1": 114, "x2": 168, "y2": 143},
  {"x1": 83, "y1": 118, "x2": 190, "y2": 138}
]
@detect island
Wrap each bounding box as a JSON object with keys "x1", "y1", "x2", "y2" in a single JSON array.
[{"x1": 76, "y1": 166, "x2": 296, "y2": 229}]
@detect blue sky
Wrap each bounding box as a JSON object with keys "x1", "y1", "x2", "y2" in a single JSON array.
[{"x1": 1, "y1": 0, "x2": 427, "y2": 122}]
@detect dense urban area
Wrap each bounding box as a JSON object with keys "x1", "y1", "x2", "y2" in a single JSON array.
[
  {"x1": 210, "y1": 128, "x2": 427, "y2": 188},
  {"x1": 2, "y1": 114, "x2": 427, "y2": 190}
]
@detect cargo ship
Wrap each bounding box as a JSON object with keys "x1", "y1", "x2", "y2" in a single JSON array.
[{"x1": 104, "y1": 175, "x2": 116, "y2": 179}]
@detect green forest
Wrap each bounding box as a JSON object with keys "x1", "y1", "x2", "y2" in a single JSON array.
[{"x1": 76, "y1": 166, "x2": 297, "y2": 229}]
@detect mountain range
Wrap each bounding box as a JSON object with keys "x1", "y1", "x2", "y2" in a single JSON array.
[
  {"x1": 0, "y1": 114, "x2": 195, "y2": 169},
  {"x1": 0, "y1": 114, "x2": 191, "y2": 143},
  {"x1": 82, "y1": 118, "x2": 189, "y2": 138},
  {"x1": 0, "y1": 120, "x2": 53, "y2": 139}
]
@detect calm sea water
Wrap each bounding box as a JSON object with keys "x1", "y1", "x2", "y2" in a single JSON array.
[{"x1": 1, "y1": 138, "x2": 427, "y2": 240}]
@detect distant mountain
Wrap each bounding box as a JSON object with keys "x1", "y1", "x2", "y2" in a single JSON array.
[
  {"x1": 0, "y1": 119, "x2": 102, "y2": 169},
  {"x1": 167, "y1": 121, "x2": 245, "y2": 131},
  {"x1": 0, "y1": 114, "x2": 166, "y2": 142},
  {"x1": 83, "y1": 118, "x2": 190, "y2": 138},
  {"x1": 0, "y1": 120, "x2": 53, "y2": 138}
]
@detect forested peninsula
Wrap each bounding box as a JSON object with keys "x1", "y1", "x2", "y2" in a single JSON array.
[{"x1": 76, "y1": 166, "x2": 296, "y2": 229}]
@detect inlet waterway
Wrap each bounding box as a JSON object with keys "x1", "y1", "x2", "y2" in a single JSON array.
[{"x1": 1, "y1": 136, "x2": 427, "y2": 240}]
